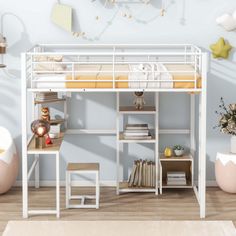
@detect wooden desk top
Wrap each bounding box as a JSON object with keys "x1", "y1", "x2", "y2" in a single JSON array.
[{"x1": 27, "y1": 133, "x2": 64, "y2": 154}]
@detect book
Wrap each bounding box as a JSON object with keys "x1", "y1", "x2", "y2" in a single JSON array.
[
  {"x1": 128, "y1": 164, "x2": 137, "y2": 187},
  {"x1": 127, "y1": 159, "x2": 156, "y2": 188},
  {"x1": 167, "y1": 181, "x2": 187, "y2": 186},
  {"x1": 133, "y1": 161, "x2": 140, "y2": 186},
  {"x1": 167, "y1": 171, "x2": 186, "y2": 177},
  {"x1": 123, "y1": 130, "x2": 149, "y2": 136},
  {"x1": 138, "y1": 160, "x2": 143, "y2": 187},
  {"x1": 123, "y1": 135, "x2": 152, "y2": 140},
  {"x1": 125, "y1": 124, "x2": 148, "y2": 130}
]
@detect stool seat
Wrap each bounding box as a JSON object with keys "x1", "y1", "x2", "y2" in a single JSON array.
[
  {"x1": 66, "y1": 162, "x2": 100, "y2": 209},
  {"x1": 67, "y1": 163, "x2": 99, "y2": 171}
]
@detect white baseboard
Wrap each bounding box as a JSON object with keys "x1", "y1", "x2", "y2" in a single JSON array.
[{"x1": 14, "y1": 180, "x2": 218, "y2": 187}]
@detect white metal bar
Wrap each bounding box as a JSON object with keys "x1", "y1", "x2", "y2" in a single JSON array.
[
  {"x1": 65, "y1": 129, "x2": 191, "y2": 135},
  {"x1": 28, "y1": 88, "x2": 203, "y2": 93},
  {"x1": 159, "y1": 129, "x2": 190, "y2": 134},
  {"x1": 69, "y1": 195, "x2": 96, "y2": 200},
  {"x1": 66, "y1": 171, "x2": 69, "y2": 209},
  {"x1": 199, "y1": 53, "x2": 207, "y2": 219},
  {"x1": 28, "y1": 210, "x2": 57, "y2": 215},
  {"x1": 21, "y1": 53, "x2": 28, "y2": 219},
  {"x1": 155, "y1": 92, "x2": 159, "y2": 195},
  {"x1": 32, "y1": 61, "x2": 196, "y2": 65},
  {"x1": 116, "y1": 92, "x2": 120, "y2": 195},
  {"x1": 190, "y1": 95, "x2": 196, "y2": 155},
  {"x1": 66, "y1": 129, "x2": 116, "y2": 135},
  {"x1": 159, "y1": 161, "x2": 162, "y2": 194},
  {"x1": 32, "y1": 71, "x2": 197, "y2": 75},
  {"x1": 96, "y1": 171, "x2": 99, "y2": 209},
  {"x1": 193, "y1": 186, "x2": 200, "y2": 204},
  {"x1": 119, "y1": 188, "x2": 156, "y2": 193},
  {"x1": 34, "y1": 154, "x2": 40, "y2": 189},
  {"x1": 27, "y1": 156, "x2": 39, "y2": 181},
  {"x1": 67, "y1": 204, "x2": 98, "y2": 209},
  {"x1": 27, "y1": 52, "x2": 203, "y2": 56},
  {"x1": 56, "y1": 152, "x2": 60, "y2": 218},
  {"x1": 64, "y1": 95, "x2": 68, "y2": 130}
]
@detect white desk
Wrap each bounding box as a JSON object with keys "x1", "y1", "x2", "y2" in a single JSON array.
[{"x1": 25, "y1": 134, "x2": 64, "y2": 218}]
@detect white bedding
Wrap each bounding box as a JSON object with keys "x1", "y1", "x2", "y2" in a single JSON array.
[
  {"x1": 33, "y1": 63, "x2": 173, "y2": 89},
  {"x1": 128, "y1": 63, "x2": 173, "y2": 89}
]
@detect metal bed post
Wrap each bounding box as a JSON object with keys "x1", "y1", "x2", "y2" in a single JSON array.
[
  {"x1": 155, "y1": 92, "x2": 159, "y2": 195},
  {"x1": 116, "y1": 92, "x2": 120, "y2": 195},
  {"x1": 199, "y1": 52, "x2": 207, "y2": 218},
  {"x1": 190, "y1": 94, "x2": 195, "y2": 190},
  {"x1": 21, "y1": 52, "x2": 28, "y2": 218}
]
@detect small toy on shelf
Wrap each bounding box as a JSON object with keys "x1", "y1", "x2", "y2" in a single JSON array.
[
  {"x1": 46, "y1": 135, "x2": 53, "y2": 145},
  {"x1": 173, "y1": 145, "x2": 184, "y2": 156},
  {"x1": 41, "y1": 107, "x2": 50, "y2": 121},
  {"x1": 133, "y1": 92, "x2": 146, "y2": 110},
  {"x1": 164, "y1": 147, "x2": 172, "y2": 158}
]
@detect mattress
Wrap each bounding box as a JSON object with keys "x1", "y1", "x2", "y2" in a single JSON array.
[{"x1": 33, "y1": 64, "x2": 201, "y2": 89}]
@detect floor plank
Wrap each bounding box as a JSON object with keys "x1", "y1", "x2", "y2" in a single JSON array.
[{"x1": 0, "y1": 187, "x2": 236, "y2": 235}]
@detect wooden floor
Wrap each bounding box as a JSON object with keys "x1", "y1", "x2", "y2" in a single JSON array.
[{"x1": 0, "y1": 187, "x2": 236, "y2": 235}]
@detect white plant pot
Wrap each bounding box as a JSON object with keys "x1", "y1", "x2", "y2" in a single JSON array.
[
  {"x1": 231, "y1": 136, "x2": 236, "y2": 154},
  {"x1": 174, "y1": 149, "x2": 184, "y2": 156}
]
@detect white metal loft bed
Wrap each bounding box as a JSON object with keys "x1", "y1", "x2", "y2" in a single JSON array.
[{"x1": 21, "y1": 44, "x2": 207, "y2": 219}]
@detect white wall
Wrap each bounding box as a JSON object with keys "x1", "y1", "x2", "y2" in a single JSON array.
[{"x1": 0, "y1": 0, "x2": 236, "y2": 183}]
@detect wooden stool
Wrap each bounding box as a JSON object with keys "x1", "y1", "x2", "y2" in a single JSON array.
[{"x1": 66, "y1": 163, "x2": 100, "y2": 209}]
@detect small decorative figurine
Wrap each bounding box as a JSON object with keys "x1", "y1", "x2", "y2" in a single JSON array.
[
  {"x1": 133, "y1": 92, "x2": 146, "y2": 110},
  {"x1": 41, "y1": 107, "x2": 50, "y2": 121}
]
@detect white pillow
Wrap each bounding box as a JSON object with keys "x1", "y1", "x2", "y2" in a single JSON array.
[{"x1": 216, "y1": 10, "x2": 236, "y2": 31}]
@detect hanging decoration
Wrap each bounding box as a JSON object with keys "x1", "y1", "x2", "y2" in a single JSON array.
[
  {"x1": 210, "y1": 37, "x2": 233, "y2": 59},
  {"x1": 51, "y1": 0, "x2": 166, "y2": 38},
  {"x1": 216, "y1": 10, "x2": 236, "y2": 31}
]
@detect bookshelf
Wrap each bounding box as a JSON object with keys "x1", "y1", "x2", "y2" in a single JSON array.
[
  {"x1": 33, "y1": 92, "x2": 68, "y2": 130},
  {"x1": 116, "y1": 93, "x2": 159, "y2": 195},
  {"x1": 159, "y1": 154, "x2": 194, "y2": 193}
]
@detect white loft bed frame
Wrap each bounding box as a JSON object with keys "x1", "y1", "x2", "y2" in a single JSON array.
[{"x1": 21, "y1": 44, "x2": 207, "y2": 219}]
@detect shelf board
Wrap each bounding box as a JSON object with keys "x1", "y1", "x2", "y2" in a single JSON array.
[
  {"x1": 34, "y1": 97, "x2": 66, "y2": 105},
  {"x1": 119, "y1": 182, "x2": 156, "y2": 193},
  {"x1": 159, "y1": 153, "x2": 193, "y2": 161},
  {"x1": 0, "y1": 64, "x2": 6, "y2": 68},
  {"x1": 27, "y1": 133, "x2": 64, "y2": 154},
  {"x1": 50, "y1": 119, "x2": 65, "y2": 125},
  {"x1": 119, "y1": 133, "x2": 156, "y2": 143},
  {"x1": 162, "y1": 179, "x2": 193, "y2": 189},
  {"x1": 119, "y1": 106, "x2": 156, "y2": 114}
]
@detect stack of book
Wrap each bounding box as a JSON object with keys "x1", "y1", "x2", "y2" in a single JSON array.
[
  {"x1": 123, "y1": 124, "x2": 152, "y2": 140},
  {"x1": 167, "y1": 171, "x2": 187, "y2": 186},
  {"x1": 36, "y1": 92, "x2": 58, "y2": 102},
  {"x1": 128, "y1": 159, "x2": 156, "y2": 188}
]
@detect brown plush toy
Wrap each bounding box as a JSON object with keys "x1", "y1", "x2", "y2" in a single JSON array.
[{"x1": 41, "y1": 107, "x2": 50, "y2": 121}]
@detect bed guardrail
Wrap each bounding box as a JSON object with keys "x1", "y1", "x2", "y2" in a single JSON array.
[{"x1": 23, "y1": 44, "x2": 204, "y2": 92}]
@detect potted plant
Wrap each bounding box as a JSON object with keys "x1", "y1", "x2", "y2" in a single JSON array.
[
  {"x1": 173, "y1": 145, "x2": 184, "y2": 156},
  {"x1": 214, "y1": 97, "x2": 236, "y2": 153}
]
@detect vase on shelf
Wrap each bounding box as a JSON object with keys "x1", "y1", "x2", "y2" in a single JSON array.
[{"x1": 231, "y1": 136, "x2": 236, "y2": 154}]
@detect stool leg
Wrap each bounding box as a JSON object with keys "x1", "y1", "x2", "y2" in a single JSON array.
[
  {"x1": 96, "y1": 171, "x2": 99, "y2": 209},
  {"x1": 66, "y1": 171, "x2": 69, "y2": 209}
]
